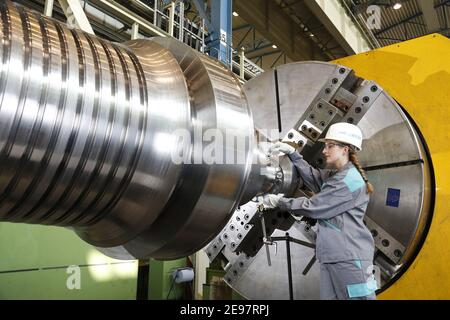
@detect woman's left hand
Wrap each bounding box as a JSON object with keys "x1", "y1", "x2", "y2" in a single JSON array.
[{"x1": 261, "y1": 194, "x2": 284, "y2": 209}]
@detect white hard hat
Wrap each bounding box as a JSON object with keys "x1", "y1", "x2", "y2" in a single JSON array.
[{"x1": 319, "y1": 122, "x2": 363, "y2": 151}]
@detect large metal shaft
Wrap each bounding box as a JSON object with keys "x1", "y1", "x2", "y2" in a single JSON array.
[{"x1": 0, "y1": 1, "x2": 287, "y2": 260}]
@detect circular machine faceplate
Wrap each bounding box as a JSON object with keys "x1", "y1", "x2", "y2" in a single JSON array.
[{"x1": 205, "y1": 62, "x2": 432, "y2": 299}]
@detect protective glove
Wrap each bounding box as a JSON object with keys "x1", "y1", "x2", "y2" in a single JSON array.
[
  {"x1": 261, "y1": 194, "x2": 284, "y2": 209},
  {"x1": 269, "y1": 141, "x2": 296, "y2": 156}
]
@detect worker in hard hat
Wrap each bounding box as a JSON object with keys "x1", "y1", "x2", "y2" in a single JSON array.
[{"x1": 263, "y1": 122, "x2": 377, "y2": 300}]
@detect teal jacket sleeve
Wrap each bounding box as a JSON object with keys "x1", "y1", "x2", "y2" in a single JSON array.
[{"x1": 278, "y1": 178, "x2": 354, "y2": 219}]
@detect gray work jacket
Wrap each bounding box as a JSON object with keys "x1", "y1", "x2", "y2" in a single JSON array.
[{"x1": 278, "y1": 152, "x2": 375, "y2": 263}]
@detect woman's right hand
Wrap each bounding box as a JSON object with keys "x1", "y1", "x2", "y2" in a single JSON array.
[{"x1": 269, "y1": 141, "x2": 296, "y2": 155}]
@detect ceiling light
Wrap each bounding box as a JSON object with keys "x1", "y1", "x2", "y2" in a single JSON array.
[
  {"x1": 272, "y1": 44, "x2": 277, "y2": 49},
  {"x1": 393, "y1": 2, "x2": 402, "y2": 10},
  {"x1": 233, "y1": 11, "x2": 239, "y2": 17},
  {"x1": 310, "y1": 33, "x2": 315, "y2": 37}
]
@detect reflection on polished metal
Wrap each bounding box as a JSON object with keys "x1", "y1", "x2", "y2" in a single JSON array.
[
  {"x1": 0, "y1": 1, "x2": 261, "y2": 260},
  {"x1": 206, "y1": 62, "x2": 433, "y2": 299}
]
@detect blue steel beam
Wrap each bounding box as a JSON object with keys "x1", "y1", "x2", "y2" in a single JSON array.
[
  {"x1": 191, "y1": 0, "x2": 214, "y2": 33},
  {"x1": 209, "y1": 0, "x2": 233, "y2": 65},
  {"x1": 245, "y1": 42, "x2": 273, "y2": 55}
]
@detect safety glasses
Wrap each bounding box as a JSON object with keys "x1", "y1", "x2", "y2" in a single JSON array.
[{"x1": 323, "y1": 142, "x2": 346, "y2": 150}]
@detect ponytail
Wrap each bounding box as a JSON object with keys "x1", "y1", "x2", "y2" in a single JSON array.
[{"x1": 349, "y1": 149, "x2": 374, "y2": 194}]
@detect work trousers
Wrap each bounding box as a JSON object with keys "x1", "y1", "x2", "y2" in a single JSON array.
[{"x1": 319, "y1": 260, "x2": 377, "y2": 300}]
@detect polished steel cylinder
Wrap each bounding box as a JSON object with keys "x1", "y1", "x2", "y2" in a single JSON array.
[
  {"x1": 239, "y1": 131, "x2": 299, "y2": 205},
  {"x1": 0, "y1": 1, "x2": 262, "y2": 260}
]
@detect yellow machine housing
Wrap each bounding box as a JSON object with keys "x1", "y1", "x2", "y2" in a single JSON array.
[{"x1": 335, "y1": 34, "x2": 450, "y2": 299}]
